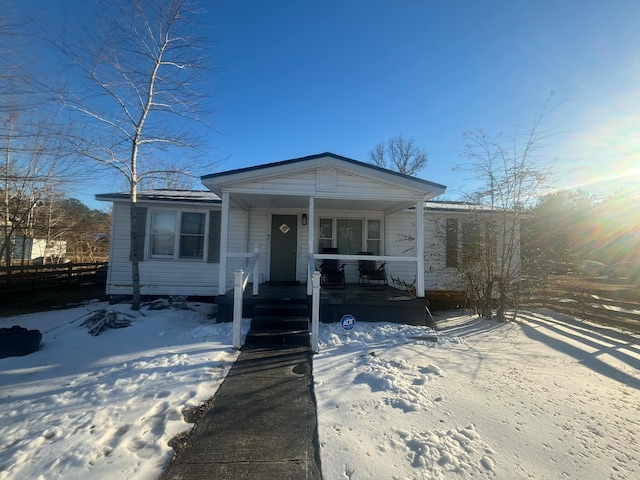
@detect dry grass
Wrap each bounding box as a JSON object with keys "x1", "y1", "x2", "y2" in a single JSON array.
[{"x1": 0, "y1": 285, "x2": 108, "y2": 318}]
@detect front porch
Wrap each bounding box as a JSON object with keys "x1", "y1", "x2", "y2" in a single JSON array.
[{"x1": 215, "y1": 283, "x2": 430, "y2": 325}]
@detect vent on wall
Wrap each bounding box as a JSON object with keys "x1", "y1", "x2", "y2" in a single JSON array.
[{"x1": 316, "y1": 167, "x2": 337, "y2": 192}]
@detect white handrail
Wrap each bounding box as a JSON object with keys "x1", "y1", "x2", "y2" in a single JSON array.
[
  {"x1": 311, "y1": 271, "x2": 321, "y2": 353},
  {"x1": 232, "y1": 246, "x2": 260, "y2": 349},
  {"x1": 313, "y1": 254, "x2": 417, "y2": 262},
  {"x1": 310, "y1": 253, "x2": 423, "y2": 298}
]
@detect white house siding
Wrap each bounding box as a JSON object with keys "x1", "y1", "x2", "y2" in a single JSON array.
[
  {"x1": 225, "y1": 207, "x2": 249, "y2": 289},
  {"x1": 384, "y1": 211, "x2": 418, "y2": 283},
  {"x1": 335, "y1": 171, "x2": 413, "y2": 201},
  {"x1": 247, "y1": 208, "x2": 269, "y2": 284},
  {"x1": 239, "y1": 170, "x2": 316, "y2": 195},
  {"x1": 424, "y1": 214, "x2": 463, "y2": 290},
  {"x1": 232, "y1": 167, "x2": 421, "y2": 202},
  {"x1": 106, "y1": 202, "x2": 221, "y2": 297},
  {"x1": 298, "y1": 219, "x2": 309, "y2": 283},
  {"x1": 105, "y1": 202, "x2": 133, "y2": 295},
  {"x1": 384, "y1": 210, "x2": 463, "y2": 291}
]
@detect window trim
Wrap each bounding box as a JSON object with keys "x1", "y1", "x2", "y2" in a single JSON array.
[
  {"x1": 179, "y1": 212, "x2": 207, "y2": 259},
  {"x1": 317, "y1": 216, "x2": 384, "y2": 254},
  {"x1": 150, "y1": 211, "x2": 178, "y2": 258},
  {"x1": 147, "y1": 208, "x2": 214, "y2": 262}
]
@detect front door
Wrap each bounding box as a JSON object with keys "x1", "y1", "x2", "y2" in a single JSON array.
[{"x1": 270, "y1": 214, "x2": 298, "y2": 282}]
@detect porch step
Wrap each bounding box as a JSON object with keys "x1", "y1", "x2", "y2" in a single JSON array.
[
  {"x1": 253, "y1": 304, "x2": 310, "y2": 317},
  {"x1": 251, "y1": 316, "x2": 309, "y2": 331},
  {"x1": 245, "y1": 303, "x2": 311, "y2": 348},
  {"x1": 245, "y1": 329, "x2": 311, "y2": 347}
]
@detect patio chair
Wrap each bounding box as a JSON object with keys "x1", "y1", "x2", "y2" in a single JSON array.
[
  {"x1": 358, "y1": 252, "x2": 387, "y2": 290},
  {"x1": 320, "y1": 248, "x2": 346, "y2": 289}
]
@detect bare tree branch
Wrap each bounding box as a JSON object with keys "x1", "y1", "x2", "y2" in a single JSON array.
[
  {"x1": 369, "y1": 135, "x2": 428, "y2": 176},
  {"x1": 57, "y1": 0, "x2": 216, "y2": 309},
  {"x1": 454, "y1": 99, "x2": 560, "y2": 321}
]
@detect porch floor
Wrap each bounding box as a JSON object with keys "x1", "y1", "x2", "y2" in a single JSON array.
[{"x1": 215, "y1": 283, "x2": 429, "y2": 325}]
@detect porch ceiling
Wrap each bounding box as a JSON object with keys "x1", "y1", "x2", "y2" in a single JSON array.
[{"x1": 231, "y1": 192, "x2": 413, "y2": 212}]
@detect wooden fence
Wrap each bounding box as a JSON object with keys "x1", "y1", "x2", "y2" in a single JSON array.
[
  {"x1": 521, "y1": 279, "x2": 640, "y2": 332},
  {"x1": 0, "y1": 262, "x2": 108, "y2": 293}
]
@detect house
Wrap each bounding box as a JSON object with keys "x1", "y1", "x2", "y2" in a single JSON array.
[
  {"x1": 4, "y1": 235, "x2": 67, "y2": 264},
  {"x1": 96, "y1": 153, "x2": 514, "y2": 321}
]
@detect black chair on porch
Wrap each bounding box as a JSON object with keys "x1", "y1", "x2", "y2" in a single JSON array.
[
  {"x1": 319, "y1": 247, "x2": 346, "y2": 289},
  {"x1": 357, "y1": 252, "x2": 387, "y2": 290}
]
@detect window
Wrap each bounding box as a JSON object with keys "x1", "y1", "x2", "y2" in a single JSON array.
[
  {"x1": 149, "y1": 211, "x2": 208, "y2": 260},
  {"x1": 366, "y1": 219, "x2": 381, "y2": 255},
  {"x1": 318, "y1": 218, "x2": 333, "y2": 251},
  {"x1": 151, "y1": 212, "x2": 177, "y2": 256},
  {"x1": 462, "y1": 221, "x2": 480, "y2": 262},
  {"x1": 446, "y1": 218, "x2": 497, "y2": 268},
  {"x1": 445, "y1": 218, "x2": 458, "y2": 267},
  {"x1": 337, "y1": 219, "x2": 362, "y2": 255},
  {"x1": 180, "y1": 212, "x2": 206, "y2": 259},
  {"x1": 318, "y1": 217, "x2": 382, "y2": 254}
]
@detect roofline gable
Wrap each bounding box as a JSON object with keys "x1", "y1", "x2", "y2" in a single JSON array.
[{"x1": 201, "y1": 152, "x2": 447, "y2": 193}]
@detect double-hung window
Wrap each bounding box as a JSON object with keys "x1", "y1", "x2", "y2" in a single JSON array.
[
  {"x1": 150, "y1": 211, "x2": 206, "y2": 260},
  {"x1": 180, "y1": 212, "x2": 206, "y2": 259},
  {"x1": 151, "y1": 212, "x2": 177, "y2": 257},
  {"x1": 366, "y1": 219, "x2": 381, "y2": 255}
]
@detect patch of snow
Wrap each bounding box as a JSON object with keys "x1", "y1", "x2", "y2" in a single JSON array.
[
  {"x1": 314, "y1": 313, "x2": 640, "y2": 479},
  {"x1": 1, "y1": 305, "x2": 639, "y2": 479},
  {"x1": 0, "y1": 302, "x2": 249, "y2": 480}
]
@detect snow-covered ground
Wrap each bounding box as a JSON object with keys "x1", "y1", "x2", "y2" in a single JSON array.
[
  {"x1": 315, "y1": 310, "x2": 640, "y2": 479},
  {"x1": 1, "y1": 302, "x2": 639, "y2": 479},
  {"x1": 0, "y1": 302, "x2": 249, "y2": 480}
]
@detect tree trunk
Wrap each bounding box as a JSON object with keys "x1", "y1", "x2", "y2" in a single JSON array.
[{"x1": 129, "y1": 202, "x2": 141, "y2": 311}]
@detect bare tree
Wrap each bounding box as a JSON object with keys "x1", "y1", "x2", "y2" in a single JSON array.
[
  {"x1": 1, "y1": 111, "x2": 73, "y2": 273},
  {"x1": 456, "y1": 105, "x2": 555, "y2": 321},
  {"x1": 0, "y1": 3, "x2": 84, "y2": 274},
  {"x1": 60, "y1": 0, "x2": 215, "y2": 309},
  {"x1": 369, "y1": 135, "x2": 428, "y2": 176}
]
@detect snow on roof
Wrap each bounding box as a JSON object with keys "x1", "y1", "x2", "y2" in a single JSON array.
[
  {"x1": 95, "y1": 190, "x2": 221, "y2": 204},
  {"x1": 425, "y1": 200, "x2": 499, "y2": 213}
]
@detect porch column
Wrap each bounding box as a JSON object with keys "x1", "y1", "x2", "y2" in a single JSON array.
[
  {"x1": 307, "y1": 196, "x2": 315, "y2": 296},
  {"x1": 218, "y1": 191, "x2": 230, "y2": 295},
  {"x1": 415, "y1": 197, "x2": 425, "y2": 298}
]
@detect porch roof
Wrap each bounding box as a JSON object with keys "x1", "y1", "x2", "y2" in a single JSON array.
[{"x1": 201, "y1": 152, "x2": 446, "y2": 211}]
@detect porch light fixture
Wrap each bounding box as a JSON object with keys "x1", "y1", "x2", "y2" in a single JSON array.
[{"x1": 301, "y1": 213, "x2": 308, "y2": 225}]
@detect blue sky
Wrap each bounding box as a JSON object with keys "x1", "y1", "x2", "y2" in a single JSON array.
[{"x1": 23, "y1": 0, "x2": 640, "y2": 208}]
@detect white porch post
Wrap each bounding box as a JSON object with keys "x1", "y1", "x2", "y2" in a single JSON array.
[
  {"x1": 252, "y1": 243, "x2": 259, "y2": 296},
  {"x1": 307, "y1": 196, "x2": 315, "y2": 296},
  {"x1": 416, "y1": 198, "x2": 425, "y2": 298},
  {"x1": 218, "y1": 191, "x2": 230, "y2": 295}
]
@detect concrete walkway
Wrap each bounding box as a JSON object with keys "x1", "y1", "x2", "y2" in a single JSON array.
[{"x1": 160, "y1": 345, "x2": 322, "y2": 479}]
